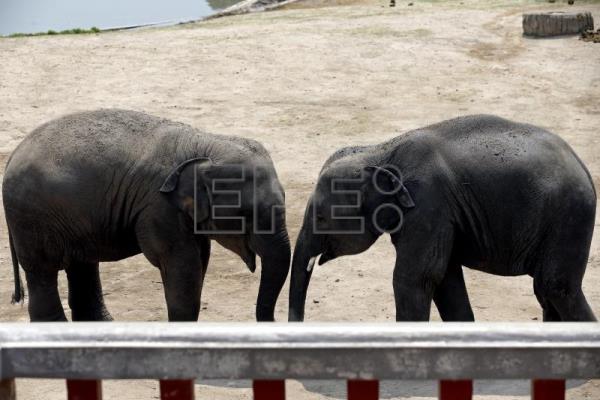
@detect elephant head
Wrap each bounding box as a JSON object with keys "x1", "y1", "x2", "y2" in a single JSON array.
[
  {"x1": 288, "y1": 161, "x2": 415, "y2": 321},
  {"x1": 160, "y1": 157, "x2": 291, "y2": 321}
]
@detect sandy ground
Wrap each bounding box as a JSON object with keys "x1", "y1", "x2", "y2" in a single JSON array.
[{"x1": 0, "y1": 0, "x2": 599, "y2": 398}]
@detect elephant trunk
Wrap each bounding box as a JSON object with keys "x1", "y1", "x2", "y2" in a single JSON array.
[
  {"x1": 288, "y1": 224, "x2": 318, "y2": 322},
  {"x1": 255, "y1": 229, "x2": 291, "y2": 322}
]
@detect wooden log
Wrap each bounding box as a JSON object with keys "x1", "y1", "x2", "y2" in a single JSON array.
[{"x1": 523, "y1": 11, "x2": 594, "y2": 37}]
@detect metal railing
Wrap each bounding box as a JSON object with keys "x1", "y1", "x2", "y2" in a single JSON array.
[{"x1": 0, "y1": 322, "x2": 598, "y2": 400}]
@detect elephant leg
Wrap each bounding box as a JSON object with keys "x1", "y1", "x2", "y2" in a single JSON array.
[
  {"x1": 533, "y1": 280, "x2": 561, "y2": 321},
  {"x1": 433, "y1": 263, "x2": 474, "y2": 322},
  {"x1": 158, "y1": 237, "x2": 210, "y2": 322},
  {"x1": 543, "y1": 305, "x2": 562, "y2": 322},
  {"x1": 24, "y1": 268, "x2": 67, "y2": 322},
  {"x1": 532, "y1": 210, "x2": 596, "y2": 322},
  {"x1": 393, "y1": 278, "x2": 432, "y2": 321},
  {"x1": 66, "y1": 261, "x2": 112, "y2": 321},
  {"x1": 160, "y1": 257, "x2": 204, "y2": 322},
  {"x1": 536, "y1": 283, "x2": 595, "y2": 322},
  {"x1": 547, "y1": 287, "x2": 595, "y2": 322},
  {"x1": 137, "y1": 214, "x2": 208, "y2": 322},
  {"x1": 393, "y1": 264, "x2": 436, "y2": 321},
  {"x1": 392, "y1": 230, "x2": 454, "y2": 321},
  {"x1": 153, "y1": 238, "x2": 207, "y2": 322},
  {"x1": 533, "y1": 265, "x2": 596, "y2": 322}
]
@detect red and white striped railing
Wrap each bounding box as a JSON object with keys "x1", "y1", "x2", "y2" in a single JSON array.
[{"x1": 0, "y1": 323, "x2": 598, "y2": 400}]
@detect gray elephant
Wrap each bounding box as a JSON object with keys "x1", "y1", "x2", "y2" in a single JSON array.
[
  {"x1": 3, "y1": 109, "x2": 290, "y2": 322},
  {"x1": 289, "y1": 115, "x2": 596, "y2": 322}
]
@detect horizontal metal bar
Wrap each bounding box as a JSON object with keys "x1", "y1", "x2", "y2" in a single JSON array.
[{"x1": 0, "y1": 323, "x2": 599, "y2": 380}]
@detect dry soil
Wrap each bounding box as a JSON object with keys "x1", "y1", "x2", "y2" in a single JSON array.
[{"x1": 0, "y1": 0, "x2": 599, "y2": 398}]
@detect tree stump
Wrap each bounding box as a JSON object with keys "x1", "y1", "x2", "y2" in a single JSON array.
[{"x1": 523, "y1": 11, "x2": 594, "y2": 37}]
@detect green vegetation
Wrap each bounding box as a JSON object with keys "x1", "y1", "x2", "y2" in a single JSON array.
[{"x1": 5, "y1": 26, "x2": 100, "y2": 38}]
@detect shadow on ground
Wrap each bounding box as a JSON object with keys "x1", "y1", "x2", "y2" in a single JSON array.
[{"x1": 198, "y1": 379, "x2": 587, "y2": 398}]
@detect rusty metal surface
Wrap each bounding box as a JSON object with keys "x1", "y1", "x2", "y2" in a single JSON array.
[{"x1": 0, "y1": 323, "x2": 599, "y2": 380}]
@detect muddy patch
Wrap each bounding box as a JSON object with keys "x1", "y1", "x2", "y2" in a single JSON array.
[
  {"x1": 467, "y1": 9, "x2": 525, "y2": 61},
  {"x1": 468, "y1": 40, "x2": 523, "y2": 61},
  {"x1": 574, "y1": 92, "x2": 600, "y2": 115},
  {"x1": 348, "y1": 26, "x2": 432, "y2": 38}
]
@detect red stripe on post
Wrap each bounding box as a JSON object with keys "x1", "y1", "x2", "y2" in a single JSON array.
[
  {"x1": 532, "y1": 379, "x2": 565, "y2": 400},
  {"x1": 160, "y1": 379, "x2": 195, "y2": 400},
  {"x1": 0, "y1": 379, "x2": 16, "y2": 400},
  {"x1": 253, "y1": 380, "x2": 285, "y2": 400},
  {"x1": 347, "y1": 380, "x2": 379, "y2": 400},
  {"x1": 439, "y1": 380, "x2": 473, "y2": 400},
  {"x1": 66, "y1": 380, "x2": 102, "y2": 400}
]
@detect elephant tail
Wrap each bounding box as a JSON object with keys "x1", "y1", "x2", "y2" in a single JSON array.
[{"x1": 8, "y1": 231, "x2": 24, "y2": 304}]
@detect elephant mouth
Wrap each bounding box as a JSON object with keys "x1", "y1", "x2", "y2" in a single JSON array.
[
  {"x1": 242, "y1": 241, "x2": 257, "y2": 272},
  {"x1": 318, "y1": 247, "x2": 336, "y2": 265},
  {"x1": 310, "y1": 242, "x2": 336, "y2": 267}
]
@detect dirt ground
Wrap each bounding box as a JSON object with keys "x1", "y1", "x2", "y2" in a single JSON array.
[{"x1": 0, "y1": 0, "x2": 599, "y2": 398}]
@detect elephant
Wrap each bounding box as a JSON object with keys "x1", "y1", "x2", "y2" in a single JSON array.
[
  {"x1": 3, "y1": 109, "x2": 291, "y2": 322},
  {"x1": 289, "y1": 114, "x2": 597, "y2": 322}
]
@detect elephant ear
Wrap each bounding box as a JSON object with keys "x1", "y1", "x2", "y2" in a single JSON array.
[
  {"x1": 362, "y1": 165, "x2": 415, "y2": 234},
  {"x1": 160, "y1": 157, "x2": 212, "y2": 222},
  {"x1": 364, "y1": 165, "x2": 415, "y2": 209}
]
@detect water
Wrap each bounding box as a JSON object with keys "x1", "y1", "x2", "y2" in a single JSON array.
[{"x1": 0, "y1": 0, "x2": 241, "y2": 36}]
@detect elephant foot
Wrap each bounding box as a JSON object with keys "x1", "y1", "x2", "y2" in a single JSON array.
[
  {"x1": 99, "y1": 311, "x2": 114, "y2": 322},
  {"x1": 30, "y1": 311, "x2": 68, "y2": 322},
  {"x1": 71, "y1": 307, "x2": 113, "y2": 322}
]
